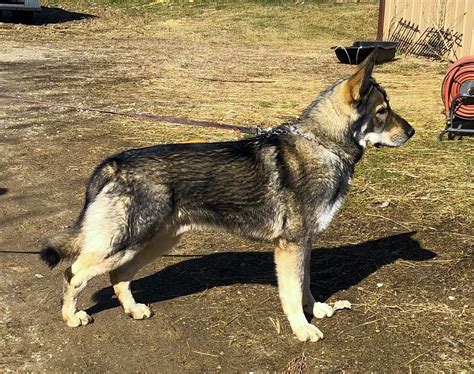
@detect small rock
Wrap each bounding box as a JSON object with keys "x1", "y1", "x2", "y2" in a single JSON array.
[
  {"x1": 373, "y1": 200, "x2": 391, "y2": 208},
  {"x1": 448, "y1": 296, "x2": 455, "y2": 301},
  {"x1": 34, "y1": 274, "x2": 43, "y2": 278},
  {"x1": 333, "y1": 300, "x2": 352, "y2": 311},
  {"x1": 376, "y1": 282, "x2": 384, "y2": 288},
  {"x1": 378, "y1": 200, "x2": 390, "y2": 208}
]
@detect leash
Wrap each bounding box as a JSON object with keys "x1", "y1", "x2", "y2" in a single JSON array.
[{"x1": 0, "y1": 93, "x2": 257, "y2": 135}]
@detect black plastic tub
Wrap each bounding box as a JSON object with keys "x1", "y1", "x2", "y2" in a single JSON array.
[{"x1": 333, "y1": 41, "x2": 398, "y2": 65}]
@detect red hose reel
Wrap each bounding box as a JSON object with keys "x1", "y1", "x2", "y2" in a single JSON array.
[{"x1": 439, "y1": 56, "x2": 474, "y2": 139}]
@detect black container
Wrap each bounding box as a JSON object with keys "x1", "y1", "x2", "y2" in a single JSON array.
[{"x1": 333, "y1": 41, "x2": 397, "y2": 65}]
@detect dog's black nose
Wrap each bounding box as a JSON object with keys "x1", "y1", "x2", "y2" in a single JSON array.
[{"x1": 407, "y1": 127, "x2": 415, "y2": 138}]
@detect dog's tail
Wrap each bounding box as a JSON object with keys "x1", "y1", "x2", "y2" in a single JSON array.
[
  {"x1": 40, "y1": 161, "x2": 117, "y2": 269},
  {"x1": 40, "y1": 227, "x2": 83, "y2": 269}
]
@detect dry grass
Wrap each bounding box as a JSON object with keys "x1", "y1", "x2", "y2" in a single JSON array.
[
  {"x1": 285, "y1": 352, "x2": 307, "y2": 374},
  {"x1": 5, "y1": 0, "x2": 472, "y2": 231},
  {"x1": 350, "y1": 57, "x2": 474, "y2": 228},
  {"x1": 1, "y1": 1, "x2": 472, "y2": 372}
]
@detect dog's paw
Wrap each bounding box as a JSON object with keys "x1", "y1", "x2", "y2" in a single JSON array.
[
  {"x1": 313, "y1": 302, "x2": 334, "y2": 319},
  {"x1": 293, "y1": 322, "x2": 324, "y2": 342},
  {"x1": 126, "y1": 303, "x2": 152, "y2": 320},
  {"x1": 65, "y1": 310, "x2": 93, "y2": 327}
]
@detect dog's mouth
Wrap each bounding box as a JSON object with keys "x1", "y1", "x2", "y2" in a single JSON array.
[
  {"x1": 373, "y1": 142, "x2": 404, "y2": 148},
  {"x1": 373, "y1": 142, "x2": 397, "y2": 148},
  {"x1": 363, "y1": 130, "x2": 413, "y2": 149},
  {"x1": 373, "y1": 134, "x2": 412, "y2": 148}
]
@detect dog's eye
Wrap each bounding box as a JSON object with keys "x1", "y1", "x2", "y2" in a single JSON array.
[{"x1": 376, "y1": 107, "x2": 388, "y2": 115}]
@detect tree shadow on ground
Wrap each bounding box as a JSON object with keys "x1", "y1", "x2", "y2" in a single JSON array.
[
  {"x1": 0, "y1": 7, "x2": 95, "y2": 25},
  {"x1": 89, "y1": 232, "x2": 436, "y2": 315}
]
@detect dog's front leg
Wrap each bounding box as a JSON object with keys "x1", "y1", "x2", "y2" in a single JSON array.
[
  {"x1": 303, "y1": 248, "x2": 334, "y2": 319},
  {"x1": 274, "y1": 239, "x2": 324, "y2": 342}
]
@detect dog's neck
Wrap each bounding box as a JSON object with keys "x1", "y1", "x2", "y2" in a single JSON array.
[{"x1": 293, "y1": 83, "x2": 364, "y2": 160}]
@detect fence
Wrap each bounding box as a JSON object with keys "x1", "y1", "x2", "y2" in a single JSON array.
[{"x1": 379, "y1": 0, "x2": 473, "y2": 59}]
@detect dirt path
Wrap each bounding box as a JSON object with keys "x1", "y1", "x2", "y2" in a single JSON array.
[{"x1": 1, "y1": 2, "x2": 472, "y2": 372}]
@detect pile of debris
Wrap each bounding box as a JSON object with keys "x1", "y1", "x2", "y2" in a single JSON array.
[{"x1": 389, "y1": 18, "x2": 462, "y2": 60}]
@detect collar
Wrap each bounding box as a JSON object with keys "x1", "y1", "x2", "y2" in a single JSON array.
[{"x1": 256, "y1": 124, "x2": 315, "y2": 141}]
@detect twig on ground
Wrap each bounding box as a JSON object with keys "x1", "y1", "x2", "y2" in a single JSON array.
[
  {"x1": 406, "y1": 344, "x2": 439, "y2": 366},
  {"x1": 192, "y1": 350, "x2": 219, "y2": 358},
  {"x1": 354, "y1": 318, "x2": 384, "y2": 328},
  {"x1": 224, "y1": 296, "x2": 272, "y2": 327},
  {"x1": 269, "y1": 317, "x2": 281, "y2": 335},
  {"x1": 365, "y1": 213, "x2": 412, "y2": 230}
]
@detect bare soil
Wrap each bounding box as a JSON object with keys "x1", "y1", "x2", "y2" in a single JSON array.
[{"x1": 0, "y1": 2, "x2": 472, "y2": 372}]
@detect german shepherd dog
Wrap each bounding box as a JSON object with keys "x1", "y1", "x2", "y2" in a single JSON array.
[{"x1": 41, "y1": 54, "x2": 414, "y2": 342}]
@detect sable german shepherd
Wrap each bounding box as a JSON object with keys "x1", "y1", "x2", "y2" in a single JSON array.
[{"x1": 41, "y1": 54, "x2": 414, "y2": 342}]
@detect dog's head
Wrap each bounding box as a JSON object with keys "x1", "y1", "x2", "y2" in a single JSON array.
[{"x1": 344, "y1": 52, "x2": 415, "y2": 148}]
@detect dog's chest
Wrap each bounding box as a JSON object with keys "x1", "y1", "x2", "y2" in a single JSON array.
[
  {"x1": 316, "y1": 195, "x2": 345, "y2": 233},
  {"x1": 313, "y1": 162, "x2": 353, "y2": 233}
]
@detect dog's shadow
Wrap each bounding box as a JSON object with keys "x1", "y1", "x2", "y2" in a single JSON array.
[{"x1": 89, "y1": 232, "x2": 435, "y2": 315}]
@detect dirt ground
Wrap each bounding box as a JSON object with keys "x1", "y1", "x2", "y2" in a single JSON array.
[{"x1": 0, "y1": 1, "x2": 472, "y2": 372}]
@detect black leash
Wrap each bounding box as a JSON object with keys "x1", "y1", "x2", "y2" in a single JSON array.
[{"x1": 0, "y1": 93, "x2": 257, "y2": 135}]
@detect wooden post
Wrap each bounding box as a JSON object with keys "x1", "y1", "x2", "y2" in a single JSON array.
[{"x1": 377, "y1": 0, "x2": 386, "y2": 41}]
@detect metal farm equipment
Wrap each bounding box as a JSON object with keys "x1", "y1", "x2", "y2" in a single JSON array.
[{"x1": 439, "y1": 56, "x2": 474, "y2": 140}]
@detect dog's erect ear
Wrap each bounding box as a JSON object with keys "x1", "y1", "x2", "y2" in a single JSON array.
[{"x1": 344, "y1": 49, "x2": 377, "y2": 102}]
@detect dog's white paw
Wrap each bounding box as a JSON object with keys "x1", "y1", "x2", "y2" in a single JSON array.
[
  {"x1": 126, "y1": 303, "x2": 152, "y2": 320},
  {"x1": 65, "y1": 310, "x2": 93, "y2": 327},
  {"x1": 293, "y1": 322, "x2": 324, "y2": 342},
  {"x1": 313, "y1": 302, "x2": 334, "y2": 319}
]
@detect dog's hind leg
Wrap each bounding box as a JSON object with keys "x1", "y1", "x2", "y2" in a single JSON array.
[
  {"x1": 302, "y1": 248, "x2": 334, "y2": 319},
  {"x1": 275, "y1": 239, "x2": 324, "y2": 342},
  {"x1": 109, "y1": 231, "x2": 181, "y2": 320},
  {"x1": 62, "y1": 265, "x2": 91, "y2": 327},
  {"x1": 62, "y1": 249, "x2": 136, "y2": 327},
  {"x1": 61, "y1": 187, "x2": 152, "y2": 327}
]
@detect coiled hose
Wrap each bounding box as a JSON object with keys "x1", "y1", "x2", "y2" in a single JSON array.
[{"x1": 441, "y1": 56, "x2": 474, "y2": 119}]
